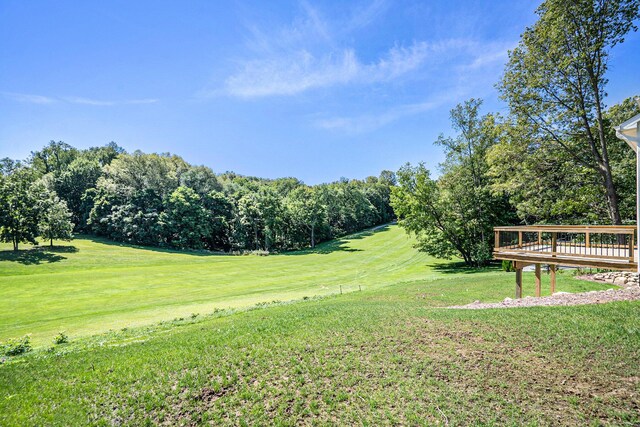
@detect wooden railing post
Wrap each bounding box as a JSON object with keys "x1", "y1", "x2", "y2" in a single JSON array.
[
  {"x1": 629, "y1": 231, "x2": 634, "y2": 262},
  {"x1": 495, "y1": 230, "x2": 499, "y2": 251},
  {"x1": 586, "y1": 232, "x2": 590, "y2": 248},
  {"x1": 518, "y1": 231, "x2": 523, "y2": 249},
  {"x1": 551, "y1": 232, "x2": 557, "y2": 257}
]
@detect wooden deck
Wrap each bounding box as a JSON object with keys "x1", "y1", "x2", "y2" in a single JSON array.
[{"x1": 493, "y1": 225, "x2": 637, "y2": 298}]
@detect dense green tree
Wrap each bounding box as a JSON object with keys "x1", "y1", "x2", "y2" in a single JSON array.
[
  {"x1": 255, "y1": 187, "x2": 285, "y2": 251},
  {"x1": 33, "y1": 181, "x2": 74, "y2": 247},
  {"x1": 160, "y1": 186, "x2": 210, "y2": 249},
  {"x1": 0, "y1": 168, "x2": 40, "y2": 250},
  {"x1": 202, "y1": 191, "x2": 235, "y2": 251},
  {"x1": 55, "y1": 157, "x2": 102, "y2": 230},
  {"x1": 500, "y1": 0, "x2": 640, "y2": 224},
  {"x1": 488, "y1": 97, "x2": 640, "y2": 224},
  {"x1": 287, "y1": 187, "x2": 327, "y2": 248},
  {"x1": 6, "y1": 141, "x2": 395, "y2": 253},
  {"x1": 30, "y1": 141, "x2": 79, "y2": 176},
  {"x1": 180, "y1": 165, "x2": 222, "y2": 197},
  {"x1": 392, "y1": 100, "x2": 515, "y2": 266}
]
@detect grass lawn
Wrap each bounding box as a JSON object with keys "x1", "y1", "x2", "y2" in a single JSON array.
[
  {"x1": 2, "y1": 225, "x2": 638, "y2": 425},
  {"x1": 0, "y1": 225, "x2": 437, "y2": 345}
]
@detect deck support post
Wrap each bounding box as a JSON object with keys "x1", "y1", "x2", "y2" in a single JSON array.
[
  {"x1": 515, "y1": 266, "x2": 523, "y2": 299},
  {"x1": 550, "y1": 265, "x2": 556, "y2": 294},
  {"x1": 535, "y1": 264, "x2": 541, "y2": 297}
]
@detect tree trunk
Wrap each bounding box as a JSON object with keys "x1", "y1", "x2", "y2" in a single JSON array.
[
  {"x1": 50, "y1": 238, "x2": 54, "y2": 247},
  {"x1": 599, "y1": 162, "x2": 622, "y2": 225},
  {"x1": 311, "y1": 225, "x2": 315, "y2": 248}
]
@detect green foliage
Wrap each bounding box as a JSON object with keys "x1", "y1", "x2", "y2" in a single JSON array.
[
  {"x1": 287, "y1": 186, "x2": 327, "y2": 248},
  {"x1": 501, "y1": 260, "x2": 515, "y2": 272},
  {"x1": 53, "y1": 332, "x2": 68, "y2": 345},
  {"x1": 0, "y1": 335, "x2": 32, "y2": 356},
  {"x1": 499, "y1": 0, "x2": 640, "y2": 224},
  {"x1": 160, "y1": 186, "x2": 210, "y2": 249},
  {"x1": 392, "y1": 100, "x2": 515, "y2": 266},
  {"x1": 0, "y1": 168, "x2": 41, "y2": 251},
  {"x1": 33, "y1": 178, "x2": 74, "y2": 246}
]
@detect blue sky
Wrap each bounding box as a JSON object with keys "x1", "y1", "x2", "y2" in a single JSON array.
[{"x1": 1, "y1": 0, "x2": 638, "y2": 184}]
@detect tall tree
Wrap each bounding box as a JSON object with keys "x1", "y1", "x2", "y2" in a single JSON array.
[
  {"x1": 33, "y1": 181, "x2": 74, "y2": 247},
  {"x1": 0, "y1": 169, "x2": 40, "y2": 251},
  {"x1": 488, "y1": 97, "x2": 640, "y2": 224},
  {"x1": 500, "y1": 0, "x2": 640, "y2": 224},
  {"x1": 288, "y1": 186, "x2": 327, "y2": 248},
  {"x1": 160, "y1": 186, "x2": 210, "y2": 249},
  {"x1": 30, "y1": 141, "x2": 79, "y2": 176},
  {"x1": 392, "y1": 100, "x2": 515, "y2": 266}
]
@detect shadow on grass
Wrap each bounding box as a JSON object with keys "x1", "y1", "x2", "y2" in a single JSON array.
[
  {"x1": 0, "y1": 245, "x2": 78, "y2": 265},
  {"x1": 76, "y1": 223, "x2": 394, "y2": 258},
  {"x1": 429, "y1": 261, "x2": 503, "y2": 275},
  {"x1": 283, "y1": 224, "x2": 391, "y2": 256},
  {"x1": 79, "y1": 234, "x2": 227, "y2": 257}
]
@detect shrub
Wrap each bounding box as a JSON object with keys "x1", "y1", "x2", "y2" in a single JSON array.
[
  {"x1": 1, "y1": 335, "x2": 32, "y2": 356},
  {"x1": 502, "y1": 260, "x2": 515, "y2": 272},
  {"x1": 53, "y1": 332, "x2": 69, "y2": 345}
]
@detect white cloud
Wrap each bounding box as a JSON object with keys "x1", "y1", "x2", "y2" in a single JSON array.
[
  {"x1": 64, "y1": 96, "x2": 159, "y2": 106},
  {"x1": 222, "y1": 41, "x2": 440, "y2": 98},
  {"x1": 63, "y1": 96, "x2": 116, "y2": 106},
  {"x1": 3, "y1": 92, "x2": 158, "y2": 106},
  {"x1": 346, "y1": 0, "x2": 389, "y2": 31},
  {"x1": 314, "y1": 95, "x2": 454, "y2": 134},
  {"x1": 2, "y1": 92, "x2": 56, "y2": 104}
]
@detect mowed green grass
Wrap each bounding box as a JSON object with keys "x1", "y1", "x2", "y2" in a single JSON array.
[
  {"x1": 3, "y1": 225, "x2": 638, "y2": 425},
  {"x1": 1, "y1": 258, "x2": 638, "y2": 425},
  {"x1": 0, "y1": 225, "x2": 445, "y2": 344}
]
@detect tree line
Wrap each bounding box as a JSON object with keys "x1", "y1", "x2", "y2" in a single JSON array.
[
  {"x1": 391, "y1": 0, "x2": 640, "y2": 266},
  {"x1": 0, "y1": 141, "x2": 396, "y2": 252}
]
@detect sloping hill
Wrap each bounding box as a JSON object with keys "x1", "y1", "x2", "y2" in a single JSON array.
[{"x1": 0, "y1": 224, "x2": 442, "y2": 344}]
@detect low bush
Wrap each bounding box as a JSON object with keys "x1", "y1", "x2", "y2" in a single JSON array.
[
  {"x1": 0, "y1": 335, "x2": 32, "y2": 356},
  {"x1": 53, "y1": 332, "x2": 69, "y2": 345},
  {"x1": 501, "y1": 260, "x2": 515, "y2": 272}
]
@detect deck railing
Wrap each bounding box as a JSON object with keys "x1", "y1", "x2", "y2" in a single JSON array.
[{"x1": 494, "y1": 225, "x2": 636, "y2": 263}]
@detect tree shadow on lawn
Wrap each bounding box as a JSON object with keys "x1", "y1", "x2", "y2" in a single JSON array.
[
  {"x1": 430, "y1": 261, "x2": 502, "y2": 275},
  {"x1": 0, "y1": 245, "x2": 78, "y2": 265},
  {"x1": 76, "y1": 223, "x2": 393, "y2": 258},
  {"x1": 282, "y1": 224, "x2": 391, "y2": 256},
  {"x1": 79, "y1": 234, "x2": 228, "y2": 257}
]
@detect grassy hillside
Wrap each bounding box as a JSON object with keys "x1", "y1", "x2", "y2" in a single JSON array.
[
  {"x1": 0, "y1": 225, "x2": 436, "y2": 344},
  {"x1": 0, "y1": 225, "x2": 610, "y2": 345},
  {"x1": 3, "y1": 225, "x2": 637, "y2": 425}
]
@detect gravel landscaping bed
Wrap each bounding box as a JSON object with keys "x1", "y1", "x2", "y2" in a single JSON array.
[{"x1": 449, "y1": 286, "x2": 640, "y2": 309}]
